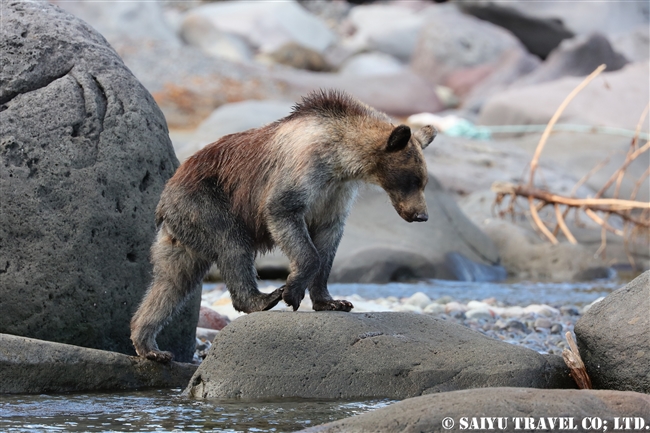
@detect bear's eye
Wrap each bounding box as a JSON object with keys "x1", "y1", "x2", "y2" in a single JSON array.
[{"x1": 398, "y1": 174, "x2": 422, "y2": 192}]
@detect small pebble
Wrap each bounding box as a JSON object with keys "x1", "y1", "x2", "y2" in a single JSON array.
[
  {"x1": 423, "y1": 303, "x2": 446, "y2": 315},
  {"x1": 533, "y1": 317, "x2": 552, "y2": 330},
  {"x1": 501, "y1": 306, "x2": 524, "y2": 317},
  {"x1": 434, "y1": 295, "x2": 453, "y2": 304},
  {"x1": 449, "y1": 310, "x2": 466, "y2": 320},
  {"x1": 444, "y1": 301, "x2": 466, "y2": 313},
  {"x1": 465, "y1": 308, "x2": 492, "y2": 320},
  {"x1": 467, "y1": 300, "x2": 490, "y2": 310},
  {"x1": 506, "y1": 320, "x2": 528, "y2": 334},
  {"x1": 524, "y1": 304, "x2": 560, "y2": 317},
  {"x1": 196, "y1": 326, "x2": 220, "y2": 342},
  {"x1": 393, "y1": 303, "x2": 422, "y2": 313},
  {"x1": 403, "y1": 292, "x2": 432, "y2": 309},
  {"x1": 560, "y1": 305, "x2": 580, "y2": 316},
  {"x1": 550, "y1": 323, "x2": 563, "y2": 334}
]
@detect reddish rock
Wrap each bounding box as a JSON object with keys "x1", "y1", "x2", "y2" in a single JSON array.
[
  {"x1": 444, "y1": 63, "x2": 496, "y2": 98},
  {"x1": 197, "y1": 307, "x2": 230, "y2": 331}
]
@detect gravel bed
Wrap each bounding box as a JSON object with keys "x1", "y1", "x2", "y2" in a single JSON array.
[{"x1": 198, "y1": 284, "x2": 605, "y2": 358}]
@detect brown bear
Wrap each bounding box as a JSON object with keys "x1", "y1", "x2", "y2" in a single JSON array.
[{"x1": 130, "y1": 89, "x2": 436, "y2": 362}]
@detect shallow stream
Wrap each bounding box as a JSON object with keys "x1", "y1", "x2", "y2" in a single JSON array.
[
  {"x1": 0, "y1": 389, "x2": 393, "y2": 432},
  {"x1": 1, "y1": 277, "x2": 626, "y2": 432},
  {"x1": 326, "y1": 277, "x2": 621, "y2": 307}
]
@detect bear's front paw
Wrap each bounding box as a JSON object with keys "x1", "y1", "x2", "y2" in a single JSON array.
[
  {"x1": 144, "y1": 350, "x2": 174, "y2": 363},
  {"x1": 282, "y1": 288, "x2": 305, "y2": 311},
  {"x1": 313, "y1": 299, "x2": 354, "y2": 312}
]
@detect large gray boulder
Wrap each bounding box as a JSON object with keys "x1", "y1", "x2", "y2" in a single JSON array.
[
  {"x1": 179, "y1": 0, "x2": 336, "y2": 55},
  {"x1": 343, "y1": 3, "x2": 427, "y2": 62},
  {"x1": 411, "y1": 4, "x2": 525, "y2": 85},
  {"x1": 612, "y1": 25, "x2": 650, "y2": 63},
  {"x1": 479, "y1": 61, "x2": 650, "y2": 132},
  {"x1": 184, "y1": 312, "x2": 573, "y2": 400},
  {"x1": 301, "y1": 387, "x2": 650, "y2": 433},
  {"x1": 575, "y1": 271, "x2": 650, "y2": 393},
  {"x1": 514, "y1": 33, "x2": 628, "y2": 87},
  {"x1": 504, "y1": 2, "x2": 649, "y2": 38},
  {"x1": 0, "y1": 1, "x2": 197, "y2": 361},
  {"x1": 0, "y1": 333, "x2": 196, "y2": 394},
  {"x1": 458, "y1": 2, "x2": 575, "y2": 59}
]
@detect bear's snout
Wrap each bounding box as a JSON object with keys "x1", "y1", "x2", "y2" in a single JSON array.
[{"x1": 395, "y1": 207, "x2": 428, "y2": 223}]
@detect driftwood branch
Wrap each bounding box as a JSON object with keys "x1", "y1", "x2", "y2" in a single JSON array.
[
  {"x1": 562, "y1": 332, "x2": 592, "y2": 389},
  {"x1": 493, "y1": 65, "x2": 649, "y2": 261}
]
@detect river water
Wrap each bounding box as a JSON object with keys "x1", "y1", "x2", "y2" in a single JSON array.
[
  {"x1": 0, "y1": 277, "x2": 626, "y2": 432},
  {"x1": 0, "y1": 389, "x2": 393, "y2": 432},
  {"x1": 325, "y1": 278, "x2": 622, "y2": 307}
]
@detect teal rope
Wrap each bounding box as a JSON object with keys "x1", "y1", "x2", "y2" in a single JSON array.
[{"x1": 481, "y1": 124, "x2": 650, "y2": 141}]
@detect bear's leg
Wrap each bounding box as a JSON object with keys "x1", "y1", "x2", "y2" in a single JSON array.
[
  {"x1": 130, "y1": 225, "x2": 210, "y2": 362},
  {"x1": 267, "y1": 213, "x2": 322, "y2": 311},
  {"x1": 216, "y1": 235, "x2": 284, "y2": 313},
  {"x1": 309, "y1": 218, "x2": 353, "y2": 312}
]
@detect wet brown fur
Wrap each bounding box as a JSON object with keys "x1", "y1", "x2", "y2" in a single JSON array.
[{"x1": 130, "y1": 90, "x2": 436, "y2": 362}]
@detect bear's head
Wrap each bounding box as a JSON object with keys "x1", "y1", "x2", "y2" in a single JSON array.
[{"x1": 373, "y1": 124, "x2": 436, "y2": 223}]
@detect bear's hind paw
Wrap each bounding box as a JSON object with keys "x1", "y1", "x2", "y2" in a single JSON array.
[
  {"x1": 144, "y1": 350, "x2": 174, "y2": 363},
  {"x1": 313, "y1": 299, "x2": 354, "y2": 312}
]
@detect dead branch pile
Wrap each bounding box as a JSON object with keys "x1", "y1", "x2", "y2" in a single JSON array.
[{"x1": 492, "y1": 64, "x2": 649, "y2": 264}]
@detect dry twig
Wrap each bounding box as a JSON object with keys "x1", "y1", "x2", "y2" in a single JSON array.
[{"x1": 528, "y1": 64, "x2": 607, "y2": 187}]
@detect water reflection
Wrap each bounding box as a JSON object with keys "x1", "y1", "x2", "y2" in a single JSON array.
[{"x1": 0, "y1": 389, "x2": 393, "y2": 432}]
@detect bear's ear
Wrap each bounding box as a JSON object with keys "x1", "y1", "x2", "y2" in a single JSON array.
[
  {"x1": 413, "y1": 125, "x2": 437, "y2": 150},
  {"x1": 386, "y1": 124, "x2": 411, "y2": 152}
]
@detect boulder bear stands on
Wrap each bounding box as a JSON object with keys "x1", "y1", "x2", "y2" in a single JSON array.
[{"x1": 131, "y1": 90, "x2": 436, "y2": 362}]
